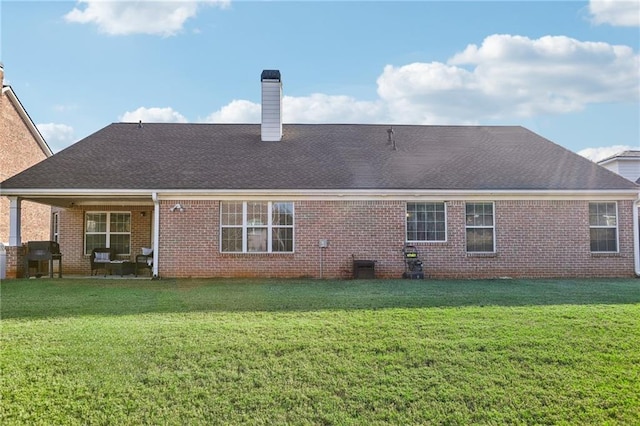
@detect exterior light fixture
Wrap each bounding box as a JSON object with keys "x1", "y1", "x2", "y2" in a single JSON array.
[{"x1": 169, "y1": 203, "x2": 185, "y2": 212}]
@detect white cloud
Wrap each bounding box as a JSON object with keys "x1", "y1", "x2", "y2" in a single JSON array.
[
  {"x1": 53, "y1": 103, "x2": 78, "y2": 113},
  {"x1": 64, "y1": 0, "x2": 229, "y2": 36},
  {"x1": 283, "y1": 94, "x2": 385, "y2": 123},
  {"x1": 203, "y1": 99, "x2": 260, "y2": 123},
  {"x1": 120, "y1": 107, "x2": 188, "y2": 123},
  {"x1": 120, "y1": 34, "x2": 637, "y2": 161},
  {"x1": 121, "y1": 34, "x2": 638, "y2": 128},
  {"x1": 37, "y1": 123, "x2": 75, "y2": 153},
  {"x1": 578, "y1": 145, "x2": 636, "y2": 162},
  {"x1": 203, "y1": 95, "x2": 385, "y2": 124},
  {"x1": 377, "y1": 34, "x2": 639, "y2": 123},
  {"x1": 588, "y1": 0, "x2": 640, "y2": 27}
]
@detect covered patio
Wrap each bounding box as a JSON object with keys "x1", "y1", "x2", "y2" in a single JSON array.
[{"x1": 4, "y1": 191, "x2": 159, "y2": 279}]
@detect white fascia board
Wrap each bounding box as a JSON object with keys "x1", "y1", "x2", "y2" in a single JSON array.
[
  {"x1": 156, "y1": 188, "x2": 640, "y2": 202},
  {"x1": 597, "y1": 158, "x2": 614, "y2": 167},
  {"x1": 599, "y1": 156, "x2": 640, "y2": 167},
  {"x1": 0, "y1": 188, "x2": 154, "y2": 197},
  {"x1": 3, "y1": 188, "x2": 637, "y2": 202},
  {"x1": 0, "y1": 189, "x2": 155, "y2": 206},
  {"x1": 3, "y1": 86, "x2": 53, "y2": 157}
]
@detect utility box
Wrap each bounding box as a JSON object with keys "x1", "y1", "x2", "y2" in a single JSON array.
[{"x1": 353, "y1": 259, "x2": 376, "y2": 279}]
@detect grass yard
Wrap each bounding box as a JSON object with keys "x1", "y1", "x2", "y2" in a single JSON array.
[{"x1": 1, "y1": 278, "x2": 639, "y2": 425}]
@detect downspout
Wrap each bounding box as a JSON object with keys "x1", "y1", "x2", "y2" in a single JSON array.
[
  {"x1": 152, "y1": 192, "x2": 160, "y2": 279},
  {"x1": 634, "y1": 195, "x2": 640, "y2": 277}
]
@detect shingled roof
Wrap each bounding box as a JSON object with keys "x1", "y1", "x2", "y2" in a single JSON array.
[
  {"x1": 598, "y1": 150, "x2": 640, "y2": 163},
  {"x1": 1, "y1": 123, "x2": 637, "y2": 191}
]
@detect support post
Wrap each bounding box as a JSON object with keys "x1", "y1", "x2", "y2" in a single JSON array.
[
  {"x1": 8, "y1": 196, "x2": 21, "y2": 247},
  {"x1": 152, "y1": 192, "x2": 160, "y2": 279}
]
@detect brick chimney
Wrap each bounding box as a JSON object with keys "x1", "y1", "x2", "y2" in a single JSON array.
[{"x1": 261, "y1": 69, "x2": 282, "y2": 142}]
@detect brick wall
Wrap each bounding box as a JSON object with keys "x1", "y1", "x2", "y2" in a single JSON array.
[
  {"x1": 159, "y1": 200, "x2": 406, "y2": 279},
  {"x1": 41, "y1": 198, "x2": 636, "y2": 278},
  {"x1": 422, "y1": 200, "x2": 635, "y2": 278},
  {"x1": 4, "y1": 245, "x2": 23, "y2": 279},
  {"x1": 0, "y1": 87, "x2": 51, "y2": 244},
  {"x1": 156, "y1": 199, "x2": 635, "y2": 279}
]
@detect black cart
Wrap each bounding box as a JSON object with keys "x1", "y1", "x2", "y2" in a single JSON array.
[{"x1": 402, "y1": 245, "x2": 424, "y2": 279}]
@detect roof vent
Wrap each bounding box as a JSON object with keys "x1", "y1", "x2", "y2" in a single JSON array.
[
  {"x1": 261, "y1": 70, "x2": 282, "y2": 142},
  {"x1": 387, "y1": 127, "x2": 396, "y2": 150}
]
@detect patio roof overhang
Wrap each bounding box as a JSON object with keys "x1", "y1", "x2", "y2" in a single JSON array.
[{"x1": 0, "y1": 189, "x2": 156, "y2": 208}]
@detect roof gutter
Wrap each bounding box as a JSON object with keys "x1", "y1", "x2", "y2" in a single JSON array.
[
  {"x1": 598, "y1": 155, "x2": 639, "y2": 167},
  {"x1": 2, "y1": 188, "x2": 638, "y2": 199},
  {"x1": 0, "y1": 188, "x2": 157, "y2": 197},
  {"x1": 154, "y1": 188, "x2": 639, "y2": 201}
]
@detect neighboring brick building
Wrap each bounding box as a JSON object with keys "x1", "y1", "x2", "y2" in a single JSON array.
[
  {"x1": 0, "y1": 64, "x2": 52, "y2": 246},
  {"x1": 1, "y1": 70, "x2": 638, "y2": 279}
]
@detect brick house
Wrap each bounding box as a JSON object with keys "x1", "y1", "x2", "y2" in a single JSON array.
[
  {"x1": 1, "y1": 70, "x2": 639, "y2": 279},
  {"x1": 0, "y1": 64, "x2": 53, "y2": 248}
]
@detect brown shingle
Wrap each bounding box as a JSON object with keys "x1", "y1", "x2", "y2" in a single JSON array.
[{"x1": 1, "y1": 123, "x2": 636, "y2": 191}]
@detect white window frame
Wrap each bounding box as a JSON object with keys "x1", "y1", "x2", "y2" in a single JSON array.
[
  {"x1": 465, "y1": 202, "x2": 496, "y2": 253},
  {"x1": 84, "y1": 211, "x2": 131, "y2": 255},
  {"x1": 51, "y1": 212, "x2": 59, "y2": 243},
  {"x1": 589, "y1": 202, "x2": 619, "y2": 253},
  {"x1": 406, "y1": 202, "x2": 447, "y2": 243},
  {"x1": 220, "y1": 202, "x2": 294, "y2": 253}
]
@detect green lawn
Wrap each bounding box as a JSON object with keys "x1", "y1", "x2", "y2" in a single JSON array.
[{"x1": 2, "y1": 278, "x2": 639, "y2": 425}]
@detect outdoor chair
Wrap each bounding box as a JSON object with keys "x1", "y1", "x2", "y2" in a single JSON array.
[
  {"x1": 135, "y1": 247, "x2": 153, "y2": 276},
  {"x1": 91, "y1": 247, "x2": 117, "y2": 276}
]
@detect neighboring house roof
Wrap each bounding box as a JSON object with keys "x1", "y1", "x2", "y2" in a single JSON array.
[
  {"x1": 1, "y1": 123, "x2": 636, "y2": 193},
  {"x1": 1, "y1": 85, "x2": 52, "y2": 157},
  {"x1": 597, "y1": 150, "x2": 640, "y2": 166},
  {"x1": 597, "y1": 150, "x2": 640, "y2": 184}
]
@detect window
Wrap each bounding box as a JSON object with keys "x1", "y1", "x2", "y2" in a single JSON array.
[
  {"x1": 466, "y1": 202, "x2": 495, "y2": 252},
  {"x1": 51, "y1": 212, "x2": 59, "y2": 243},
  {"x1": 85, "y1": 212, "x2": 131, "y2": 255},
  {"x1": 406, "y1": 202, "x2": 446, "y2": 242},
  {"x1": 221, "y1": 202, "x2": 294, "y2": 253},
  {"x1": 589, "y1": 202, "x2": 618, "y2": 252}
]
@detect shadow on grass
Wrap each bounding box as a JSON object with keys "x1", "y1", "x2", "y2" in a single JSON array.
[{"x1": 2, "y1": 278, "x2": 639, "y2": 320}]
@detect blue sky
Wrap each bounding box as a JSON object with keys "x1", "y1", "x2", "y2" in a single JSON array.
[{"x1": 1, "y1": 0, "x2": 638, "y2": 161}]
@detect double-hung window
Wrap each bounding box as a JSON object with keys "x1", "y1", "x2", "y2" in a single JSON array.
[
  {"x1": 465, "y1": 202, "x2": 495, "y2": 253},
  {"x1": 221, "y1": 201, "x2": 294, "y2": 253},
  {"x1": 85, "y1": 212, "x2": 131, "y2": 255},
  {"x1": 406, "y1": 202, "x2": 446, "y2": 242},
  {"x1": 589, "y1": 202, "x2": 618, "y2": 252}
]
